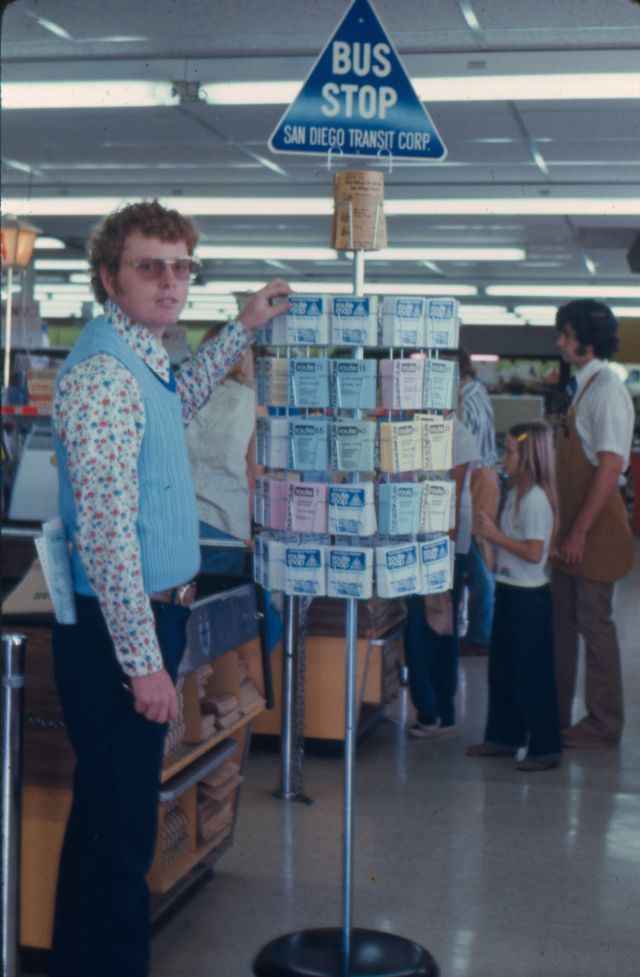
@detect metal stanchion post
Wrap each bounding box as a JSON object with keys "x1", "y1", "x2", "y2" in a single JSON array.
[
  {"x1": 1, "y1": 633, "x2": 27, "y2": 977},
  {"x1": 279, "y1": 594, "x2": 296, "y2": 799}
]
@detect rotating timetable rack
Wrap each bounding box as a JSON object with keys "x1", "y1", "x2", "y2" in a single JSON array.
[{"x1": 252, "y1": 269, "x2": 459, "y2": 977}]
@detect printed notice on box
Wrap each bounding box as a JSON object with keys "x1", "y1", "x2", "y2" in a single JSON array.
[{"x1": 332, "y1": 170, "x2": 387, "y2": 250}]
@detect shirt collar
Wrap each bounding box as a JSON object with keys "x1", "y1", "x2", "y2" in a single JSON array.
[
  {"x1": 574, "y1": 357, "x2": 603, "y2": 396},
  {"x1": 105, "y1": 300, "x2": 171, "y2": 383}
]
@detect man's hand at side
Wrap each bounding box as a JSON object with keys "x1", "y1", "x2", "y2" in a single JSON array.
[
  {"x1": 238, "y1": 278, "x2": 292, "y2": 332},
  {"x1": 130, "y1": 669, "x2": 178, "y2": 724}
]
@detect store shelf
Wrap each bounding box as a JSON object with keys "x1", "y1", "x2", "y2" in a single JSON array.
[{"x1": 161, "y1": 702, "x2": 264, "y2": 782}]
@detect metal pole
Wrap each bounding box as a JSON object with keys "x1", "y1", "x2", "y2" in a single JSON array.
[
  {"x1": 1, "y1": 633, "x2": 27, "y2": 977},
  {"x1": 342, "y1": 248, "x2": 367, "y2": 973},
  {"x1": 279, "y1": 594, "x2": 296, "y2": 798},
  {"x1": 3, "y1": 266, "x2": 15, "y2": 390}
]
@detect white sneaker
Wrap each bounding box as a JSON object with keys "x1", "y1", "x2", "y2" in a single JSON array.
[{"x1": 408, "y1": 721, "x2": 440, "y2": 738}]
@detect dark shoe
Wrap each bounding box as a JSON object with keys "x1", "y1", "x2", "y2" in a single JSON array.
[
  {"x1": 516, "y1": 757, "x2": 560, "y2": 772},
  {"x1": 466, "y1": 742, "x2": 517, "y2": 757},
  {"x1": 562, "y1": 729, "x2": 619, "y2": 750}
]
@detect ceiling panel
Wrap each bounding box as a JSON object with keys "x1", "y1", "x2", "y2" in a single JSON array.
[{"x1": 2, "y1": 0, "x2": 640, "y2": 321}]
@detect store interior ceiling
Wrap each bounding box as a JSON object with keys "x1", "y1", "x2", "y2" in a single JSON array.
[{"x1": 2, "y1": 0, "x2": 640, "y2": 327}]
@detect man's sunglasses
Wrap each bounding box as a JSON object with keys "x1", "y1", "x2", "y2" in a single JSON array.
[{"x1": 123, "y1": 258, "x2": 201, "y2": 281}]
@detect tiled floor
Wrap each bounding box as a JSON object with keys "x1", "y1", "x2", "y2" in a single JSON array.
[
  {"x1": 22, "y1": 550, "x2": 639, "y2": 976},
  {"x1": 147, "y1": 548, "x2": 640, "y2": 977}
]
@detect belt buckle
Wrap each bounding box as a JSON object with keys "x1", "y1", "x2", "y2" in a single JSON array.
[{"x1": 175, "y1": 582, "x2": 196, "y2": 607}]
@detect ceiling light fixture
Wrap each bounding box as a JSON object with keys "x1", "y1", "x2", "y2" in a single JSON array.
[
  {"x1": 33, "y1": 237, "x2": 66, "y2": 250},
  {"x1": 4, "y1": 72, "x2": 639, "y2": 112},
  {"x1": 195, "y1": 245, "x2": 525, "y2": 262},
  {"x1": 7, "y1": 195, "x2": 640, "y2": 218},
  {"x1": 201, "y1": 72, "x2": 640, "y2": 104},
  {"x1": 3, "y1": 81, "x2": 177, "y2": 110},
  {"x1": 488, "y1": 284, "x2": 640, "y2": 299}
]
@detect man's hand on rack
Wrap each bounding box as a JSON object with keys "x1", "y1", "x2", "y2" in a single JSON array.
[
  {"x1": 238, "y1": 279, "x2": 292, "y2": 332},
  {"x1": 130, "y1": 668, "x2": 178, "y2": 724}
]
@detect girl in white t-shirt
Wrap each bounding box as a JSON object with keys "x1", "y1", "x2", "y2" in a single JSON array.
[{"x1": 466, "y1": 421, "x2": 562, "y2": 771}]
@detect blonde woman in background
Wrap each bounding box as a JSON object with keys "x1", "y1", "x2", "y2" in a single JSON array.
[{"x1": 187, "y1": 323, "x2": 257, "y2": 575}]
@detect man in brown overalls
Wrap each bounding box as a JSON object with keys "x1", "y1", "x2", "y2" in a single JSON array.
[{"x1": 552, "y1": 299, "x2": 635, "y2": 748}]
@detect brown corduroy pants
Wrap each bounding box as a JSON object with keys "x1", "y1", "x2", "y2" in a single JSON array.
[{"x1": 551, "y1": 569, "x2": 624, "y2": 743}]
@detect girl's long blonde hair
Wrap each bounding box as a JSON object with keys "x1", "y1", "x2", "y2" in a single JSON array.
[{"x1": 508, "y1": 421, "x2": 559, "y2": 542}]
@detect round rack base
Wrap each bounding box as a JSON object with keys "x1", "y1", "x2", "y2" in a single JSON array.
[{"x1": 253, "y1": 927, "x2": 439, "y2": 977}]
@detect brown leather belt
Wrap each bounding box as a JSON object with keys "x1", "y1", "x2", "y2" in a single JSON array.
[{"x1": 149, "y1": 582, "x2": 196, "y2": 607}]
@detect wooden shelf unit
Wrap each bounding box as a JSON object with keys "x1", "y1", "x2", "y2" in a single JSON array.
[{"x1": 8, "y1": 586, "x2": 268, "y2": 951}]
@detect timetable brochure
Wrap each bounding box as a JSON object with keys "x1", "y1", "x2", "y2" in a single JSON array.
[
  {"x1": 377, "y1": 482, "x2": 422, "y2": 536},
  {"x1": 381, "y1": 296, "x2": 426, "y2": 347},
  {"x1": 257, "y1": 417, "x2": 290, "y2": 469},
  {"x1": 379, "y1": 421, "x2": 421, "y2": 473},
  {"x1": 332, "y1": 420, "x2": 377, "y2": 472},
  {"x1": 270, "y1": 294, "x2": 330, "y2": 346},
  {"x1": 376, "y1": 542, "x2": 420, "y2": 598},
  {"x1": 424, "y1": 299, "x2": 459, "y2": 349},
  {"x1": 418, "y1": 536, "x2": 452, "y2": 594},
  {"x1": 284, "y1": 544, "x2": 327, "y2": 596},
  {"x1": 288, "y1": 482, "x2": 329, "y2": 534},
  {"x1": 288, "y1": 417, "x2": 330, "y2": 471},
  {"x1": 288, "y1": 358, "x2": 330, "y2": 408},
  {"x1": 380, "y1": 358, "x2": 424, "y2": 410},
  {"x1": 330, "y1": 359, "x2": 377, "y2": 409},
  {"x1": 256, "y1": 356, "x2": 289, "y2": 406},
  {"x1": 419, "y1": 480, "x2": 455, "y2": 534},
  {"x1": 327, "y1": 546, "x2": 374, "y2": 600},
  {"x1": 331, "y1": 295, "x2": 378, "y2": 347},
  {"x1": 328, "y1": 482, "x2": 377, "y2": 536},
  {"x1": 423, "y1": 358, "x2": 458, "y2": 411},
  {"x1": 415, "y1": 415, "x2": 454, "y2": 471}
]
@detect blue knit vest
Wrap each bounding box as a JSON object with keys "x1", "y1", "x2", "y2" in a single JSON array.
[{"x1": 54, "y1": 315, "x2": 200, "y2": 595}]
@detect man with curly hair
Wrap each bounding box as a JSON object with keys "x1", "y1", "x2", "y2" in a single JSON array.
[{"x1": 50, "y1": 199, "x2": 290, "y2": 977}]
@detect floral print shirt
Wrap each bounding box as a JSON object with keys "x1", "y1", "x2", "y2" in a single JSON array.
[{"x1": 53, "y1": 301, "x2": 251, "y2": 676}]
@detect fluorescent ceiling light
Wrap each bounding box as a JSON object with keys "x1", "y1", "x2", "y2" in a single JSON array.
[
  {"x1": 197, "y1": 246, "x2": 338, "y2": 261},
  {"x1": 8, "y1": 195, "x2": 640, "y2": 218},
  {"x1": 3, "y1": 81, "x2": 177, "y2": 110},
  {"x1": 612, "y1": 307, "x2": 640, "y2": 318},
  {"x1": 34, "y1": 237, "x2": 66, "y2": 250},
  {"x1": 202, "y1": 72, "x2": 640, "y2": 104},
  {"x1": 199, "y1": 280, "x2": 477, "y2": 297},
  {"x1": 488, "y1": 285, "x2": 640, "y2": 299},
  {"x1": 35, "y1": 259, "x2": 89, "y2": 271},
  {"x1": 69, "y1": 273, "x2": 91, "y2": 284},
  {"x1": 196, "y1": 245, "x2": 525, "y2": 262},
  {"x1": 4, "y1": 73, "x2": 639, "y2": 112},
  {"x1": 368, "y1": 247, "x2": 525, "y2": 261}
]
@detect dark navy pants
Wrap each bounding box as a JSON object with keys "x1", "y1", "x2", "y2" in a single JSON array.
[
  {"x1": 49, "y1": 595, "x2": 189, "y2": 977},
  {"x1": 404, "y1": 555, "x2": 467, "y2": 727},
  {"x1": 484, "y1": 583, "x2": 561, "y2": 759}
]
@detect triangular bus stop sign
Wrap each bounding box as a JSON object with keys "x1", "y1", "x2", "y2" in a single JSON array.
[{"x1": 269, "y1": 0, "x2": 447, "y2": 161}]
